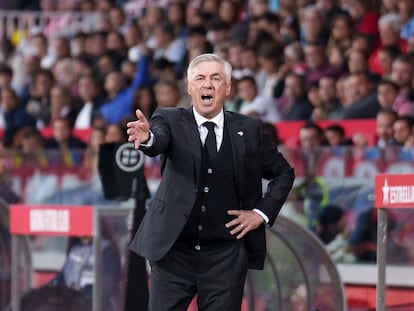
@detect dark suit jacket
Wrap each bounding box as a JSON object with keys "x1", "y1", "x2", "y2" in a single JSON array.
[{"x1": 130, "y1": 107, "x2": 295, "y2": 269}]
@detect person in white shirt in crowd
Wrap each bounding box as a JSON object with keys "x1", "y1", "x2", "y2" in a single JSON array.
[
  {"x1": 237, "y1": 75, "x2": 281, "y2": 123},
  {"x1": 74, "y1": 74, "x2": 104, "y2": 130}
]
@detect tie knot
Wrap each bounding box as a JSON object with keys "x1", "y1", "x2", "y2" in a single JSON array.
[{"x1": 203, "y1": 121, "x2": 216, "y2": 132}]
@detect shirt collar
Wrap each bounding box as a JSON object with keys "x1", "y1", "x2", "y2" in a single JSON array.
[{"x1": 192, "y1": 108, "x2": 224, "y2": 129}]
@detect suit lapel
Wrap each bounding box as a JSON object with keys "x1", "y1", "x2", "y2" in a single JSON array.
[
  {"x1": 181, "y1": 108, "x2": 202, "y2": 181},
  {"x1": 225, "y1": 112, "x2": 246, "y2": 197}
]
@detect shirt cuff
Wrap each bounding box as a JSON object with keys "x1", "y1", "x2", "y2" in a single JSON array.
[
  {"x1": 140, "y1": 130, "x2": 154, "y2": 147},
  {"x1": 253, "y1": 209, "x2": 269, "y2": 224}
]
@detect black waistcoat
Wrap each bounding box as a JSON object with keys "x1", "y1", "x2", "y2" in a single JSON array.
[{"x1": 176, "y1": 126, "x2": 240, "y2": 247}]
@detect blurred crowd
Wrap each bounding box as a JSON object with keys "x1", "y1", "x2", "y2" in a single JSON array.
[{"x1": 0, "y1": 0, "x2": 413, "y2": 153}]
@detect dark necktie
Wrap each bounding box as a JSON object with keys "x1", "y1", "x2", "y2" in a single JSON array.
[{"x1": 203, "y1": 121, "x2": 217, "y2": 161}]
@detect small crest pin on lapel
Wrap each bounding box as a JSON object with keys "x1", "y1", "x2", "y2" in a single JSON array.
[{"x1": 237, "y1": 131, "x2": 244, "y2": 136}]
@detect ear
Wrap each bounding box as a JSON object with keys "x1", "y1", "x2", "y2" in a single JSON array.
[{"x1": 225, "y1": 83, "x2": 231, "y2": 96}]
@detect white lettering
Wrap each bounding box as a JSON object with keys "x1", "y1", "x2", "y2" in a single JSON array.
[
  {"x1": 29, "y1": 209, "x2": 70, "y2": 232},
  {"x1": 389, "y1": 186, "x2": 414, "y2": 204}
]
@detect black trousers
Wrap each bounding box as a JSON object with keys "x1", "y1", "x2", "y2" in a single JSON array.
[{"x1": 148, "y1": 241, "x2": 248, "y2": 311}]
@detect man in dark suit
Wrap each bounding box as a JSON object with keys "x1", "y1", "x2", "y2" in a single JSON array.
[{"x1": 126, "y1": 53, "x2": 295, "y2": 311}]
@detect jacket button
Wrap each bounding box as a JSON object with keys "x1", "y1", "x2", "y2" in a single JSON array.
[
  {"x1": 207, "y1": 168, "x2": 213, "y2": 174},
  {"x1": 204, "y1": 187, "x2": 209, "y2": 193},
  {"x1": 195, "y1": 245, "x2": 201, "y2": 251},
  {"x1": 201, "y1": 206, "x2": 206, "y2": 212},
  {"x1": 198, "y1": 225, "x2": 203, "y2": 231}
]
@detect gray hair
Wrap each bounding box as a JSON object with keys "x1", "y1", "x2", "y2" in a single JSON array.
[
  {"x1": 378, "y1": 13, "x2": 402, "y2": 33},
  {"x1": 187, "y1": 53, "x2": 232, "y2": 84}
]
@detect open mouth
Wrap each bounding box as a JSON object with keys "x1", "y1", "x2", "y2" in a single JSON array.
[{"x1": 201, "y1": 94, "x2": 213, "y2": 102}]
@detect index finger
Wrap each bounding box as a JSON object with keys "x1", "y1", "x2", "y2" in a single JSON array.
[
  {"x1": 227, "y1": 210, "x2": 241, "y2": 216},
  {"x1": 135, "y1": 109, "x2": 148, "y2": 123}
]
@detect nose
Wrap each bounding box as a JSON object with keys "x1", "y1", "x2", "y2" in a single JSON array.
[{"x1": 202, "y1": 78, "x2": 213, "y2": 88}]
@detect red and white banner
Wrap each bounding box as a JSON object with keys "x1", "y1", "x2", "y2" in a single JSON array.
[
  {"x1": 374, "y1": 174, "x2": 414, "y2": 208},
  {"x1": 9, "y1": 204, "x2": 93, "y2": 236}
]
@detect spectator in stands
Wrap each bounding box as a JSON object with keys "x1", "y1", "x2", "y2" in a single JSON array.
[
  {"x1": 166, "y1": 2, "x2": 187, "y2": 39},
  {"x1": 106, "y1": 30, "x2": 128, "y2": 68},
  {"x1": 324, "y1": 124, "x2": 352, "y2": 146},
  {"x1": 346, "y1": 48, "x2": 370, "y2": 75},
  {"x1": 185, "y1": 26, "x2": 213, "y2": 65},
  {"x1": 407, "y1": 35, "x2": 414, "y2": 53},
  {"x1": 398, "y1": 0, "x2": 414, "y2": 40},
  {"x1": 49, "y1": 85, "x2": 79, "y2": 127},
  {"x1": 255, "y1": 12, "x2": 283, "y2": 46},
  {"x1": 256, "y1": 41, "x2": 283, "y2": 99},
  {"x1": 348, "y1": 0, "x2": 380, "y2": 48},
  {"x1": 326, "y1": 12, "x2": 354, "y2": 61},
  {"x1": 0, "y1": 139, "x2": 20, "y2": 204},
  {"x1": 376, "y1": 108, "x2": 399, "y2": 147},
  {"x1": 218, "y1": 0, "x2": 241, "y2": 26},
  {"x1": 99, "y1": 51, "x2": 152, "y2": 125},
  {"x1": 240, "y1": 47, "x2": 264, "y2": 92},
  {"x1": 74, "y1": 74, "x2": 104, "y2": 130},
  {"x1": 303, "y1": 41, "x2": 343, "y2": 89},
  {"x1": 25, "y1": 69, "x2": 54, "y2": 128},
  {"x1": 369, "y1": 13, "x2": 407, "y2": 76},
  {"x1": 86, "y1": 31, "x2": 108, "y2": 60},
  {"x1": 125, "y1": 23, "x2": 144, "y2": 63},
  {"x1": 42, "y1": 36, "x2": 71, "y2": 69},
  {"x1": 153, "y1": 79, "x2": 185, "y2": 108},
  {"x1": 130, "y1": 85, "x2": 157, "y2": 120},
  {"x1": 237, "y1": 75, "x2": 281, "y2": 123},
  {"x1": 108, "y1": 5, "x2": 128, "y2": 33},
  {"x1": 377, "y1": 45, "x2": 401, "y2": 79},
  {"x1": 393, "y1": 115, "x2": 414, "y2": 147},
  {"x1": 307, "y1": 82, "x2": 323, "y2": 120},
  {"x1": 82, "y1": 126, "x2": 106, "y2": 173},
  {"x1": 390, "y1": 54, "x2": 414, "y2": 116},
  {"x1": 17, "y1": 54, "x2": 41, "y2": 103},
  {"x1": 53, "y1": 58, "x2": 78, "y2": 95},
  {"x1": 0, "y1": 88, "x2": 36, "y2": 147},
  {"x1": 282, "y1": 72, "x2": 313, "y2": 120},
  {"x1": 151, "y1": 21, "x2": 187, "y2": 75},
  {"x1": 28, "y1": 33, "x2": 49, "y2": 66},
  {"x1": 317, "y1": 75, "x2": 342, "y2": 120},
  {"x1": 45, "y1": 117, "x2": 86, "y2": 151},
  {"x1": 272, "y1": 41, "x2": 306, "y2": 114},
  {"x1": 228, "y1": 41, "x2": 245, "y2": 80},
  {"x1": 353, "y1": 108, "x2": 399, "y2": 151},
  {"x1": 300, "y1": 4, "x2": 329, "y2": 44},
  {"x1": 14, "y1": 126, "x2": 48, "y2": 168},
  {"x1": 341, "y1": 71, "x2": 380, "y2": 119},
  {"x1": 0, "y1": 63, "x2": 14, "y2": 92},
  {"x1": 105, "y1": 122, "x2": 128, "y2": 144},
  {"x1": 381, "y1": 0, "x2": 399, "y2": 14},
  {"x1": 376, "y1": 79, "x2": 399, "y2": 110}
]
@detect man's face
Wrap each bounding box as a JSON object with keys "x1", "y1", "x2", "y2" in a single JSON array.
[
  {"x1": 304, "y1": 45, "x2": 325, "y2": 70},
  {"x1": 393, "y1": 120, "x2": 412, "y2": 145},
  {"x1": 299, "y1": 128, "x2": 321, "y2": 148},
  {"x1": 391, "y1": 60, "x2": 413, "y2": 89},
  {"x1": 237, "y1": 79, "x2": 257, "y2": 102},
  {"x1": 376, "y1": 113, "x2": 395, "y2": 142},
  {"x1": 318, "y1": 77, "x2": 336, "y2": 103},
  {"x1": 377, "y1": 84, "x2": 398, "y2": 109},
  {"x1": 187, "y1": 61, "x2": 230, "y2": 119}
]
